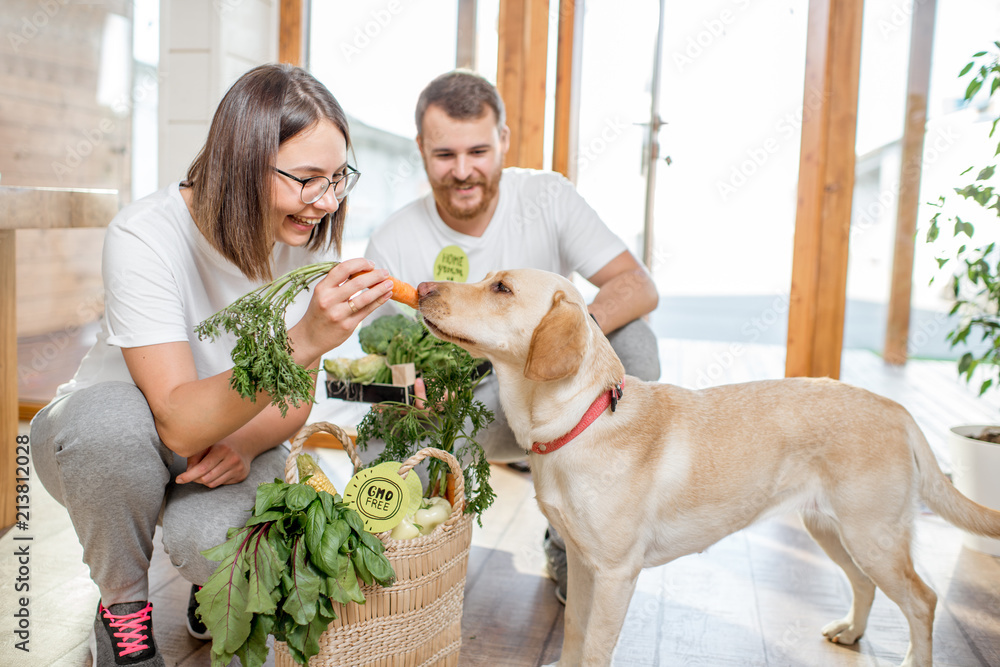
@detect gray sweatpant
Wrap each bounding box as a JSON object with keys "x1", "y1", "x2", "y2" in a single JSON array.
[{"x1": 30, "y1": 381, "x2": 288, "y2": 606}]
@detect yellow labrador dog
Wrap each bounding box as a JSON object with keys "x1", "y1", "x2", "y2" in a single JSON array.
[{"x1": 417, "y1": 268, "x2": 1000, "y2": 667}]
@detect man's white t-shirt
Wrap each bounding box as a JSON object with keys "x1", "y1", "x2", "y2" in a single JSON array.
[
  {"x1": 53, "y1": 182, "x2": 334, "y2": 401},
  {"x1": 364, "y1": 168, "x2": 626, "y2": 285}
]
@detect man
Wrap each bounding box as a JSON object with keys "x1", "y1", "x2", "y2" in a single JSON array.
[{"x1": 365, "y1": 69, "x2": 660, "y2": 602}]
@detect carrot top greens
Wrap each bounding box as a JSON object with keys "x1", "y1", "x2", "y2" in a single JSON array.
[{"x1": 196, "y1": 262, "x2": 339, "y2": 416}]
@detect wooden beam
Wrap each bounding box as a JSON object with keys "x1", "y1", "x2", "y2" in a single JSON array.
[
  {"x1": 0, "y1": 187, "x2": 120, "y2": 230},
  {"x1": 552, "y1": 0, "x2": 581, "y2": 181},
  {"x1": 1, "y1": 230, "x2": 16, "y2": 529},
  {"x1": 884, "y1": 0, "x2": 937, "y2": 365},
  {"x1": 279, "y1": 0, "x2": 305, "y2": 67},
  {"x1": 1, "y1": 186, "x2": 119, "y2": 530},
  {"x1": 785, "y1": 0, "x2": 865, "y2": 380},
  {"x1": 497, "y1": 0, "x2": 550, "y2": 169},
  {"x1": 457, "y1": 0, "x2": 478, "y2": 70}
]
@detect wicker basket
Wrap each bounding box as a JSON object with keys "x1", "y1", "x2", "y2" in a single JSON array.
[{"x1": 274, "y1": 422, "x2": 474, "y2": 667}]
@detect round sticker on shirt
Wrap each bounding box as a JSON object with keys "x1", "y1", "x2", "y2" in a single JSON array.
[{"x1": 433, "y1": 245, "x2": 469, "y2": 282}]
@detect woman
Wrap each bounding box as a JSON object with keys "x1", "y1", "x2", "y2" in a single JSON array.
[{"x1": 30, "y1": 64, "x2": 389, "y2": 667}]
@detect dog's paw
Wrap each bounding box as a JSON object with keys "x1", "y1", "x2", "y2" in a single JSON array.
[{"x1": 821, "y1": 618, "x2": 864, "y2": 645}]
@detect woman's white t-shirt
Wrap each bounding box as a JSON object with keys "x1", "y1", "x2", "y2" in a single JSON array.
[{"x1": 53, "y1": 182, "x2": 335, "y2": 401}]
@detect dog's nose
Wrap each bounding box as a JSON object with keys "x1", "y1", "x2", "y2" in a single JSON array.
[{"x1": 417, "y1": 281, "x2": 439, "y2": 299}]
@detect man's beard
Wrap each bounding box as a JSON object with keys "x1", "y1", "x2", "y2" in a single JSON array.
[{"x1": 430, "y1": 168, "x2": 502, "y2": 221}]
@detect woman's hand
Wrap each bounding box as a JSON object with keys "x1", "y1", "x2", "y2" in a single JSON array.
[
  {"x1": 289, "y1": 258, "x2": 394, "y2": 365},
  {"x1": 175, "y1": 441, "x2": 252, "y2": 488}
]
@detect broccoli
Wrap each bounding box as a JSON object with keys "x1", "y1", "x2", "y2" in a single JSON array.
[{"x1": 358, "y1": 314, "x2": 426, "y2": 356}]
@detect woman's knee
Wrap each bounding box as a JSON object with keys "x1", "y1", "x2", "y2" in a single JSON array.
[
  {"x1": 32, "y1": 382, "x2": 174, "y2": 496},
  {"x1": 162, "y1": 446, "x2": 287, "y2": 584}
]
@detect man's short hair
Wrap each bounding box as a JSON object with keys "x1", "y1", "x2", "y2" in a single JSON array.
[{"x1": 415, "y1": 70, "x2": 506, "y2": 135}]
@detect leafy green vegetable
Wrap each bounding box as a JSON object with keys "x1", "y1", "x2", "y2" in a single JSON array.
[
  {"x1": 350, "y1": 354, "x2": 391, "y2": 384},
  {"x1": 196, "y1": 479, "x2": 395, "y2": 667},
  {"x1": 356, "y1": 346, "x2": 496, "y2": 522},
  {"x1": 322, "y1": 357, "x2": 352, "y2": 382},
  {"x1": 359, "y1": 314, "x2": 425, "y2": 356},
  {"x1": 359, "y1": 313, "x2": 486, "y2": 378},
  {"x1": 195, "y1": 262, "x2": 339, "y2": 417}
]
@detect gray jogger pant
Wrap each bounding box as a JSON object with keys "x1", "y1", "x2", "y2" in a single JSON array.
[{"x1": 30, "y1": 381, "x2": 287, "y2": 606}]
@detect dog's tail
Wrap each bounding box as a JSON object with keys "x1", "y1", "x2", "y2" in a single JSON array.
[{"x1": 911, "y1": 419, "x2": 1000, "y2": 538}]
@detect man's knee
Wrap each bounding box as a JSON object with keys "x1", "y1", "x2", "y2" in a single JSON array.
[{"x1": 607, "y1": 319, "x2": 660, "y2": 381}]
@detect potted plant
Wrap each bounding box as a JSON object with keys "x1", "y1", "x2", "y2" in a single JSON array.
[{"x1": 926, "y1": 44, "x2": 1000, "y2": 556}]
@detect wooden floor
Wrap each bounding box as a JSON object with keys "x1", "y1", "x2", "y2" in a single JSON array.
[{"x1": 3, "y1": 339, "x2": 1000, "y2": 667}]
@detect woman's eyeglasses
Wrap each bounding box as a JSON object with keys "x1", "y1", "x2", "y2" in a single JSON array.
[{"x1": 273, "y1": 166, "x2": 361, "y2": 204}]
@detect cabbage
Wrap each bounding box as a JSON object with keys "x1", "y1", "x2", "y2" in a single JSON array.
[
  {"x1": 322, "y1": 357, "x2": 353, "y2": 381},
  {"x1": 349, "y1": 354, "x2": 390, "y2": 385}
]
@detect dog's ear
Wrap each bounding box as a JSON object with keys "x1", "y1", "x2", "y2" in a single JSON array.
[{"x1": 524, "y1": 291, "x2": 588, "y2": 381}]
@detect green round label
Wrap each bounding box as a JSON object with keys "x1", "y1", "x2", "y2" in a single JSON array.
[
  {"x1": 401, "y1": 469, "x2": 424, "y2": 515},
  {"x1": 433, "y1": 245, "x2": 469, "y2": 282},
  {"x1": 342, "y1": 462, "x2": 411, "y2": 533}
]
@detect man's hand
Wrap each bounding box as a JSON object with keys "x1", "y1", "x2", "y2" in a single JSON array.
[{"x1": 176, "y1": 442, "x2": 253, "y2": 488}]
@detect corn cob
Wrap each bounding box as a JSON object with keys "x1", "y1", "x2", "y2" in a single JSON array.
[{"x1": 296, "y1": 453, "x2": 338, "y2": 496}]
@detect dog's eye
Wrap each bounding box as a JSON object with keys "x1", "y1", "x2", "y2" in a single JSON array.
[{"x1": 492, "y1": 281, "x2": 512, "y2": 294}]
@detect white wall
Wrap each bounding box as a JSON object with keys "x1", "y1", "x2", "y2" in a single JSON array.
[{"x1": 157, "y1": 0, "x2": 278, "y2": 187}]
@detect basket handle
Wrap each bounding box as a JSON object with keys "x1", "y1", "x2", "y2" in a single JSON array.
[
  {"x1": 285, "y1": 421, "x2": 467, "y2": 521},
  {"x1": 397, "y1": 446, "x2": 467, "y2": 524},
  {"x1": 285, "y1": 421, "x2": 356, "y2": 483}
]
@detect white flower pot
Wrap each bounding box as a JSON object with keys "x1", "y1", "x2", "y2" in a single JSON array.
[{"x1": 948, "y1": 425, "x2": 1000, "y2": 557}]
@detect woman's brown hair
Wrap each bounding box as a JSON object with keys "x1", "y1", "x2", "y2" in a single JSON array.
[{"x1": 185, "y1": 64, "x2": 350, "y2": 282}]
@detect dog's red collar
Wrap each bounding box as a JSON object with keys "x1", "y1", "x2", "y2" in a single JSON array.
[{"x1": 531, "y1": 378, "x2": 624, "y2": 455}]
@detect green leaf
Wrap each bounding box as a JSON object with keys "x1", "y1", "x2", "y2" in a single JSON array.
[
  {"x1": 966, "y1": 76, "x2": 984, "y2": 101},
  {"x1": 926, "y1": 212, "x2": 941, "y2": 242},
  {"x1": 312, "y1": 522, "x2": 348, "y2": 576},
  {"x1": 958, "y1": 351, "x2": 975, "y2": 375},
  {"x1": 330, "y1": 551, "x2": 367, "y2": 605},
  {"x1": 246, "y1": 510, "x2": 285, "y2": 526},
  {"x1": 361, "y1": 545, "x2": 396, "y2": 587},
  {"x1": 358, "y1": 530, "x2": 386, "y2": 555},
  {"x1": 255, "y1": 481, "x2": 289, "y2": 515},
  {"x1": 269, "y1": 521, "x2": 292, "y2": 563},
  {"x1": 304, "y1": 500, "x2": 327, "y2": 558},
  {"x1": 284, "y1": 609, "x2": 333, "y2": 665},
  {"x1": 197, "y1": 542, "x2": 253, "y2": 656},
  {"x1": 286, "y1": 484, "x2": 318, "y2": 512},
  {"x1": 281, "y1": 536, "x2": 322, "y2": 626},
  {"x1": 954, "y1": 217, "x2": 975, "y2": 238},
  {"x1": 352, "y1": 548, "x2": 373, "y2": 587},
  {"x1": 318, "y1": 489, "x2": 335, "y2": 517},
  {"x1": 960, "y1": 61, "x2": 975, "y2": 77},
  {"x1": 233, "y1": 614, "x2": 273, "y2": 667},
  {"x1": 200, "y1": 526, "x2": 251, "y2": 563},
  {"x1": 342, "y1": 507, "x2": 366, "y2": 536},
  {"x1": 246, "y1": 529, "x2": 282, "y2": 615},
  {"x1": 978, "y1": 165, "x2": 996, "y2": 180}
]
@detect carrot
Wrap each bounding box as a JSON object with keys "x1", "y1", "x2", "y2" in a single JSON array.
[
  {"x1": 352, "y1": 269, "x2": 419, "y2": 309},
  {"x1": 389, "y1": 277, "x2": 419, "y2": 309}
]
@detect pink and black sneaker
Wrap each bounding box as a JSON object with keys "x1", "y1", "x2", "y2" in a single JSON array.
[{"x1": 90, "y1": 601, "x2": 164, "y2": 666}]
